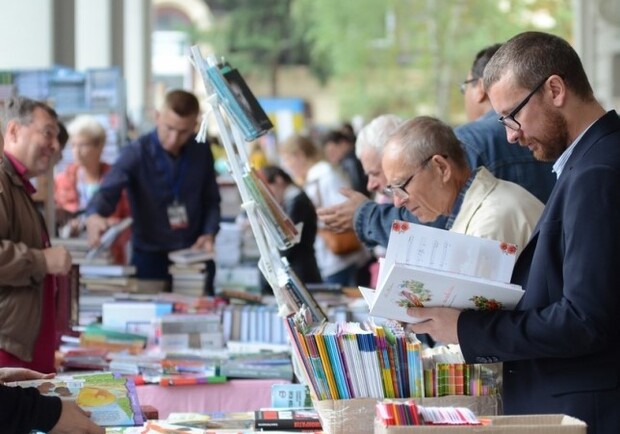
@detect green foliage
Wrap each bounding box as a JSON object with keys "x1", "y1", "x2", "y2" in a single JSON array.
[
  {"x1": 292, "y1": 0, "x2": 573, "y2": 122},
  {"x1": 194, "y1": 0, "x2": 573, "y2": 123}
]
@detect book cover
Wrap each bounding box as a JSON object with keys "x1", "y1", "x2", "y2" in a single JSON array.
[
  {"x1": 271, "y1": 383, "x2": 313, "y2": 408},
  {"x1": 254, "y1": 408, "x2": 322, "y2": 431},
  {"x1": 168, "y1": 248, "x2": 215, "y2": 265},
  {"x1": 7, "y1": 372, "x2": 143, "y2": 427},
  {"x1": 364, "y1": 262, "x2": 524, "y2": 324}
]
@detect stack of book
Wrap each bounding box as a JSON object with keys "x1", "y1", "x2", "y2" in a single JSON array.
[
  {"x1": 219, "y1": 351, "x2": 293, "y2": 380},
  {"x1": 79, "y1": 264, "x2": 138, "y2": 293},
  {"x1": 169, "y1": 263, "x2": 208, "y2": 296},
  {"x1": 52, "y1": 237, "x2": 112, "y2": 266}
]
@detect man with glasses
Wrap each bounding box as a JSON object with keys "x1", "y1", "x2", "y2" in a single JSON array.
[
  {"x1": 382, "y1": 116, "x2": 542, "y2": 251},
  {"x1": 318, "y1": 44, "x2": 555, "y2": 248},
  {"x1": 408, "y1": 32, "x2": 620, "y2": 434}
]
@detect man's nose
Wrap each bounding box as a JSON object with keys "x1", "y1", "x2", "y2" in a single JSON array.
[
  {"x1": 506, "y1": 127, "x2": 521, "y2": 144},
  {"x1": 393, "y1": 195, "x2": 407, "y2": 208}
]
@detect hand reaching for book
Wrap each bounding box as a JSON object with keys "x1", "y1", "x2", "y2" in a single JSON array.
[
  {"x1": 50, "y1": 401, "x2": 104, "y2": 434},
  {"x1": 85, "y1": 214, "x2": 108, "y2": 248},
  {"x1": 0, "y1": 368, "x2": 55, "y2": 383},
  {"x1": 317, "y1": 188, "x2": 370, "y2": 232}
]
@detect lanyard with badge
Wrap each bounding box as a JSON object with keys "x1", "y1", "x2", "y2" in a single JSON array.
[{"x1": 156, "y1": 141, "x2": 190, "y2": 230}]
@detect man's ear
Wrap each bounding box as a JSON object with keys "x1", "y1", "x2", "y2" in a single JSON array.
[
  {"x1": 432, "y1": 154, "x2": 452, "y2": 183},
  {"x1": 548, "y1": 74, "x2": 567, "y2": 108},
  {"x1": 472, "y1": 79, "x2": 487, "y2": 104},
  {"x1": 3, "y1": 120, "x2": 20, "y2": 150}
]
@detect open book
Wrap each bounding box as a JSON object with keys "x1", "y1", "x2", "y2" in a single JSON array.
[
  {"x1": 6, "y1": 371, "x2": 143, "y2": 427},
  {"x1": 361, "y1": 221, "x2": 524, "y2": 324}
]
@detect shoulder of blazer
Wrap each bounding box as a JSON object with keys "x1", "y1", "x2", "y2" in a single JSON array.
[{"x1": 567, "y1": 111, "x2": 620, "y2": 163}]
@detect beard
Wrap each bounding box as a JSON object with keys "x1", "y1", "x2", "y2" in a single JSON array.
[{"x1": 526, "y1": 110, "x2": 570, "y2": 162}]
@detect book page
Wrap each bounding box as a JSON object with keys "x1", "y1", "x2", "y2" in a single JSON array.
[
  {"x1": 371, "y1": 263, "x2": 524, "y2": 324},
  {"x1": 383, "y1": 221, "x2": 518, "y2": 284}
]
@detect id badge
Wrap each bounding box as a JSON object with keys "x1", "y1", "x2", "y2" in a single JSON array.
[{"x1": 167, "y1": 201, "x2": 189, "y2": 230}]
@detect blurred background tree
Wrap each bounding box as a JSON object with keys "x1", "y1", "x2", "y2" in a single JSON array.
[{"x1": 199, "y1": 0, "x2": 572, "y2": 125}]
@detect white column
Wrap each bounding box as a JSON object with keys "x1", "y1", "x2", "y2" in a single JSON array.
[
  {"x1": 75, "y1": 0, "x2": 114, "y2": 69},
  {"x1": 124, "y1": 0, "x2": 152, "y2": 127},
  {"x1": 0, "y1": 0, "x2": 54, "y2": 68},
  {"x1": 574, "y1": 0, "x2": 620, "y2": 110}
]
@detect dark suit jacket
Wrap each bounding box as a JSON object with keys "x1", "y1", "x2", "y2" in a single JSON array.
[{"x1": 458, "y1": 111, "x2": 620, "y2": 434}]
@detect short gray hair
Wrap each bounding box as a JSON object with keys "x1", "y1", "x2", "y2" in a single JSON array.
[
  {"x1": 355, "y1": 114, "x2": 404, "y2": 159},
  {"x1": 386, "y1": 116, "x2": 468, "y2": 170},
  {"x1": 0, "y1": 96, "x2": 57, "y2": 134}
]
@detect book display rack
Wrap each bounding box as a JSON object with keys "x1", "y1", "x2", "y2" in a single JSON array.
[{"x1": 189, "y1": 46, "x2": 326, "y2": 325}]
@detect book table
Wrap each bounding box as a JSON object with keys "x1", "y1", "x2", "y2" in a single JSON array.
[{"x1": 135, "y1": 378, "x2": 291, "y2": 418}]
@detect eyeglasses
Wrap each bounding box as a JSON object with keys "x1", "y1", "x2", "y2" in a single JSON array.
[
  {"x1": 383, "y1": 155, "x2": 435, "y2": 201},
  {"x1": 459, "y1": 78, "x2": 478, "y2": 95},
  {"x1": 498, "y1": 76, "x2": 549, "y2": 131}
]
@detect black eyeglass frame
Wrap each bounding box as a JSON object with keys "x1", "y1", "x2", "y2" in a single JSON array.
[
  {"x1": 383, "y1": 154, "x2": 439, "y2": 200},
  {"x1": 498, "y1": 76, "x2": 550, "y2": 131},
  {"x1": 459, "y1": 78, "x2": 479, "y2": 95}
]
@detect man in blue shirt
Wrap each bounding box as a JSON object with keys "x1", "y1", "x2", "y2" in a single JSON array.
[
  {"x1": 86, "y1": 90, "x2": 221, "y2": 290},
  {"x1": 318, "y1": 44, "x2": 556, "y2": 248}
]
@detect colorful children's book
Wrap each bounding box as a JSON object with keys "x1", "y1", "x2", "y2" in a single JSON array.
[{"x1": 7, "y1": 372, "x2": 143, "y2": 427}]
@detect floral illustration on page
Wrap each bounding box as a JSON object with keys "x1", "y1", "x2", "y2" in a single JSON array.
[
  {"x1": 396, "y1": 279, "x2": 431, "y2": 308},
  {"x1": 470, "y1": 295, "x2": 503, "y2": 310}
]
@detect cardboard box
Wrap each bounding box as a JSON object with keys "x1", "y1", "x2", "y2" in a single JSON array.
[
  {"x1": 374, "y1": 414, "x2": 586, "y2": 434},
  {"x1": 314, "y1": 396, "x2": 499, "y2": 434}
]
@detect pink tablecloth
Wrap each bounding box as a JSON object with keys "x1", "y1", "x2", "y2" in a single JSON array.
[{"x1": 135, "y1": 379, "x2": 291, "y2": 418}]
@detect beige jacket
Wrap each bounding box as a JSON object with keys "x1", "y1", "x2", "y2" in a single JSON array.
[
  {"x1": 452, "y1": 167, "x2": 544, "y2": 253},
  {"x1": 0, "y1": 157, "x2": 48, "y2": 361}
]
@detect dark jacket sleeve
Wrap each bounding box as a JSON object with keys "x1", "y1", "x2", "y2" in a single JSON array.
[
  {"x1": 0, "y1": 385, "x2": 62, "y2": 434},
  {"x1": 86, "y1": 143, "x2": 139, "y2": 217}
]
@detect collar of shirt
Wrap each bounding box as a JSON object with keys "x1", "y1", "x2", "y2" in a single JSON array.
[
  {"x1": 445, "y1": 169, "x2": 477, "y2": 230},
  {"x1": 4, "y1": 151, "x2": 36, "y2": 195},
  {"x1": 552, "y1": 120, "x2": 597, "y2": 179}
]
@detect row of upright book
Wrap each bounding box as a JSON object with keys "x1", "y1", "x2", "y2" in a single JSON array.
[{"x1": 285, "y1": 307, "x2": 499, "y2": 402}]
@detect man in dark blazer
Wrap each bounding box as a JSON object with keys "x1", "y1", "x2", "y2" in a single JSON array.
[{"x1": 406, "y1": 31, "x2": 620, "y2": 434}]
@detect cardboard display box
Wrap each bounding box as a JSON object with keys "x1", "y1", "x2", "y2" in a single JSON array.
[
  {"x1": 314, "y1": 396, "x2": 499, "y2": 434},
  {"x1": 374, "y1": 414, "x2": 586, "y2": 434}
]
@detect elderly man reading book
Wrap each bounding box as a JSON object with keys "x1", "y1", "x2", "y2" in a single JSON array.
[{"x1": 382, "y1": 116, "x2": 543, "y2": 252}]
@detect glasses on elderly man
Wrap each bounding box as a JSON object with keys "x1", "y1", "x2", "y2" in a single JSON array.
[
  {"x1": 383, "y1": 154, "x2": 437, "y2": 201},
  {"x1": 498, "y1": 76, "x2": 550, "y2": 131}
]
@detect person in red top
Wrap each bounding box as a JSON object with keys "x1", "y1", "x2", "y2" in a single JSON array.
[
  {"x1": 0, "y1": 96, "x2": 72, "y2": 373},
  {"x1": 54, "y1": 115, "x2": 131, "y2": 264}
]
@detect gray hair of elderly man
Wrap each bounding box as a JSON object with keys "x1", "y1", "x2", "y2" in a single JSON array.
[
  {"x1": 386, "y1": 116, "x2": 469, "y2": 170},
  {"x1": 0, "y1": 96, "x2": 58, "y2": 135},
  {"x1": 355, "y1": 114, "x2": 404, "y2": 159}
]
